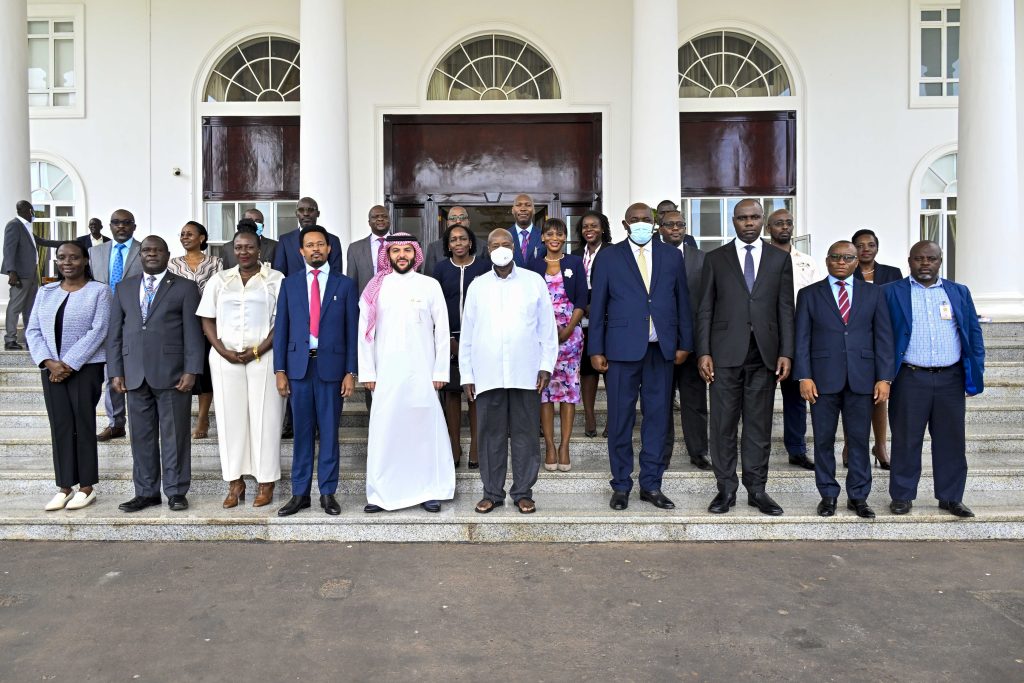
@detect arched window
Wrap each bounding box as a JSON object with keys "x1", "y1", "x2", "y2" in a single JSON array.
[
  {"x1": 203, "y1": 35, "x2": 300, "y2": 102},
  {"x1": 427, "y1": 34, "x2": 560, "y2": 100},
  {"x1": 678, "y1": 30, "x2": 792, "y2": 98},
  {"x1": 30, "y1": 159, "x2": 80, "y2": 277},
  {"x1": 919, "y1": 151, "x2": 957, "y2": 279}
]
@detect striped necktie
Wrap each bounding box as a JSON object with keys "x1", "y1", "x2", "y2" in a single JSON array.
[{"x1": 837, "y1": 280, "x2": 850, "y2": 324}]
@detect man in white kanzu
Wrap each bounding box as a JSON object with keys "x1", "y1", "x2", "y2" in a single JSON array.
[{"x1": 358, "y1": 233, "x2": 455, "y2": 513}]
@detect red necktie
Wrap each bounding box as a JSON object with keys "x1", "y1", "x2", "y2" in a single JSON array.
[
  {"x1": 520, "y1": 230, "x2": 529, "y2": 261},
  {"x1": 837, "y1": 280, "x2": 850, "y2": 324},
  {"x1": 310, "y1": 269, "x2": 321, "y2": 337}
]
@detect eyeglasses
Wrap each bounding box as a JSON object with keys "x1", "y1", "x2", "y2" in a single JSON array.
[
  {"x1": 447, "y1": 214, "x2": 469, "y2": 222},
  {"x1": 109, "y1": 219, "x2": 135, "y2": 227},
  {"x1": 770, "y1": 219, "x2": 794, "y2": 227},
  {"x1": 660, "y1": 221, "x2": 686, "y2": 229},
  {"x1": 827, "y1": 254, "x2": 858, "y2": 263}
]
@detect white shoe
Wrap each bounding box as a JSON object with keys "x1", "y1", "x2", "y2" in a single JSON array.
[
  {"x1": 44, "y1": 491, "x2": 74, "y2": 511},
  {"x1": 65, "y1": 490, "x2": 97, "y2": 510}
]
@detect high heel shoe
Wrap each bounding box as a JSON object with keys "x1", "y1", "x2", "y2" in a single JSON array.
[
  {"x1": 223, "y1": 479, "x2": 245, "y2": 508},
  {"x1": 873, "y1": 446, "x2": 891, "y2": 470},
  {"x1": 544, "y1": 445, "x2": 557, "y2": 472},
  {"x1": 557, "y1": 444, "x2": 571, "y2": 472}
]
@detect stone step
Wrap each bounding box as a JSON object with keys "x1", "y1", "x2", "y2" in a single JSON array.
[
  {"x1": 2, "y1": 449, "x2": 1020, "y2": 497},
  {"x1": 1, "y1": 489, "x2": 1020, "y2": 543},
  {"x1": 980, "y1": 320, "x2": 1024, "y2": 338}
]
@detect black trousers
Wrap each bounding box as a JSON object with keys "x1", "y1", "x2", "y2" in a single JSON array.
[
  {"x1": 810, "y1": 387, "x2": 872, "y2": 499},
  {"x1": 663, "y1": 354, "x2": 708, "y2": 463},
  {"x1": 709, "y1": 335, "x2": 776, "y2": 496},
  {"x1": 41, "y1": 363, "x2": 104, "y2": 488},
  {"x1": 889, "y1": 363, "x2": 967, "y2": 502}
]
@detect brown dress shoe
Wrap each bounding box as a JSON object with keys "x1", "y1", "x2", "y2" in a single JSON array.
[
  {"x1": 222, "y1": 479, "x2": 245, "y2": 508},
  {"x1": 253, "y1": 482, "x2": 275, "y2": 507},
  {"x1": 97, "y1": 426, "x2": 126, "y2": 442}
]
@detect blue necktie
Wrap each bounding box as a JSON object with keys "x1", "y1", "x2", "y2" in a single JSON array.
[
  {"x1": 743, "y1": 245, "x2": 755, "y2": 292},
  {"x1": 110, "y1": 244, "x2": 126, "y2": 292}
]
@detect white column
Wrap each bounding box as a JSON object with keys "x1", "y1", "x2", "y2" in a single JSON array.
[
  {"x1": 300, "y1": 0, "x2": 351, "y2": 246},
  {"x1": 0, "y1": 1, "x2": 30, "y2": 308},
  {"x1": 958, "y1": 0, "x2": 1022, "y2": 316},
  {"x1": 630, "y1": 0, "x2": 681, "y2": 211}
]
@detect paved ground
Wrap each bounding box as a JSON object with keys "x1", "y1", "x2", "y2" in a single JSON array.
[{"x1": 1, "y1": 542, "x2": 1022, "y2": 682}]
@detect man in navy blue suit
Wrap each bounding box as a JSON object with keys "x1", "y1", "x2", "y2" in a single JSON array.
[
  {"x1": 589, "y1": 203, "x2": 693, "y2": 511},
  {"x1": 272, "y1": 196, "x2": 343, "y2": 276},
  {"x1": 510, "y1": 194, "x2": 544, "y2": 267},
  {"x1": 273, "y1": 225, "x2": 359, "y2": 517},
  {"x1": 794, "y1": 241, "x2": 894, "y2": 518},
  {"x1": 883, "y1": 240, "x2": 985, "y2": 518}
]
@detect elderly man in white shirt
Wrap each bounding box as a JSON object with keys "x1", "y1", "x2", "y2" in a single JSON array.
[
  {"x1": 766, "y1": 208, "x2": 820, "y2": 470},
  {"x1": 460, "y1": 228, "x2": 558, "y2": 515}
]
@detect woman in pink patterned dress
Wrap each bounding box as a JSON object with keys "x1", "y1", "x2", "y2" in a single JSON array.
[{"x1": 527, "y1": 218, "x2": 588, "y2": 472}]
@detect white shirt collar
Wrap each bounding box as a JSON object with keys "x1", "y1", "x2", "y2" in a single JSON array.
[
  {"x1": 491, "y1": 263, "x2": 519, "y2": 281},
  {"x1": 828, "y1": 273, "x2": 854, "y2": 287},
  {"x1": 305, "y1": 261, "x2": 331, "y2": 276},
  {"x1": 734, "y1": 238, "x2": 762, "y2": 256},
  {"x1": 18, "y1": 216, "x2": 32, "y2": 230},
  {"x1": 142, "y1": 270, "x2": 167, "y2": 287}
]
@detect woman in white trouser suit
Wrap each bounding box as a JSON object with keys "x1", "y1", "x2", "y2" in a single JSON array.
[{"x1": 196, "y1": 231, "x2": 285, "y2": 508}]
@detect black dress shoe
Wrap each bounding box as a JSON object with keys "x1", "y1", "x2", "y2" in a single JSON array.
[
  {"x1": 689, "y1": 454, "x2": 712, "y2": 470},
  {"x1": 847, "y1": 498, "x2": 876, "y2": 519},
  {"x1": 320, "y1": 494, "x2": 341, "y2": 515},
  {"x1": 788, "y1": 454, "x2": 814, "y2": 470},
  {"x1": 363, "y1": 503, "x2": 385, "y2": 513},
  {"x1": 277, "y1": 495, "x2": 311, "y2": 517},
  {"x1": 748, "y1": 491, "x2": 784, "y2": 516},
  {"x1": 939, "y1": 500, "x2": 975, "y2": 518},
  {"x1": 708, "y1": 491, "x2": 736, "y2": 514},
  {"x1": 890, "y1": 499, "x2": 913, "y2": 515},
  {"x1": 118, "y1": 495, "x2": 161, "y2": 513},
  {"x1": 167, "y1": 495, "x2": 188, "y2": 511},
  {"x1": 468, "y1": 460, "x2": 479, "y2": 470},
  {"x1": 639, "y1": 489, "x2": 675, "y2": 509},
  {"x1": 609, "y1": 491, "x2": 629, "y2": 510},
  {"x1": 421, "y1": 500, "x2": 441, "y2": 513},
  {"x1": 817, "y1": 497, "x2": 837, "y2": 517},
  {"x1": 4, "y1": 342, "x2": 23, "y2": 350}
]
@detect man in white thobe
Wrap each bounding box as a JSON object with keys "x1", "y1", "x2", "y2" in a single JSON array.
[{"x1": 358, "y1": 233, "x2": 455, "y2": 513}]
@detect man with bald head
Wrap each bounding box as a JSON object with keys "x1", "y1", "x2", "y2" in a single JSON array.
[
  {"x1": 510, "y1": 194, "x2": 543, "y2": 267},
  {"x1": 107, "y1": 235, "x2": 204, "y2": 512},
  {"x1": 589, "y1": 202, "x2": 693, "y2": 511},
  {"x1": 882, "y1": 240, "x2": 985, "y2": 518},
  {"x1": 697, "y1": 199, "x2": 795, "y2": 516},
  {"x1": 423, "y1": 207, "x2": 471, "y2": 277},
  {"x1": 767, "y1": 208, "x2": 819, "y2": 470},
  {"x1": 272, "y1": 197, "x2": 342, "y2": 276},
  {"x1": 346, "y1": 204, "x2": 392, "y2": 293}
]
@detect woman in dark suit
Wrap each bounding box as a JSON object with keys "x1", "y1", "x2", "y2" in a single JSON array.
[
  {"x1": 849, "y1": 228, "x2": 903, "y2": 469},
  {"x1": 25, "y1": 241, "x2": 111, "y2": 511},
  {"x1": 529, "y1": 218, "x2": 588, "y2": 471},
  {"x1": 571, "y1": 211, "x2": 613, "y2": 438}
]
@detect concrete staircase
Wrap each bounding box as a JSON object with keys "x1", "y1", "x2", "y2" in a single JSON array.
[{"x1": 2, "y1": 320, "x2": 1022, "y2": 542}]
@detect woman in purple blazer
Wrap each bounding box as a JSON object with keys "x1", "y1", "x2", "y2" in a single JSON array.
[
  {"x1": 25, "y1": 241, "x2": 111, "y2": 511},
  {"x1": 528, "y1": 218, "x2": 588, "y2": 471}
]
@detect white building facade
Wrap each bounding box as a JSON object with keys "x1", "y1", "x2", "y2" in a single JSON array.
[{"x1": 3, "y1": 0, "x2": 1023, "y2": 314}]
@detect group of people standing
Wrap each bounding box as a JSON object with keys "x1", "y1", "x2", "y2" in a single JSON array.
[{"x1": 7, "y1": 190, "x2": 984, "y2": 520}]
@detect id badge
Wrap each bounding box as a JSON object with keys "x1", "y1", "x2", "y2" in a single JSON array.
[{"x1": 939, "y1": 302, "x2": 953, "y2": 320}]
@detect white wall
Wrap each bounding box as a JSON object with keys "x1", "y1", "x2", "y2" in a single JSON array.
[{"x1": 25, "y1": 0, "x2": 961, "y2": 266}]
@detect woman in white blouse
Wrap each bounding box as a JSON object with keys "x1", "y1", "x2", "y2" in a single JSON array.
[{"x1": 196, "y1": 231, "x2": 285, "y2": 508}]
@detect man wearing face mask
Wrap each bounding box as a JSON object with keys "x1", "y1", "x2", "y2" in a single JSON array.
[
  {"x1": 460, "y1": 229, "x2": 558, "y2": 515},
  {"x1": 219, "y1": 209, "x2": 278, "y2": 269},
  {"x1": 589, "y1": 203, "x2": 693, "y2": 511}
]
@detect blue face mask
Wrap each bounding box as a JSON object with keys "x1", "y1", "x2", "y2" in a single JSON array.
[
  {"x1": 628, "y1": 221, "x2": 654, "y2": 245},
  {"x1": 255, "y1": 222, "x2": 264, "y2": 237}
]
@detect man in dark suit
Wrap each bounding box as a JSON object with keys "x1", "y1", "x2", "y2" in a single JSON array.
[
  {"x1": 3, "y1": 201, "x2": 46, "y2": 349},
  {"x1": 589, "y1": 202, "x2": 693, "y2": 511},
  {"x1": 795, "y1": 241, "x2": 894, "y2": 518},
  {"x1": 346, "y1": 205, "x2": 391, "y2": 294},
  {"x1": 658, "y1": 209, "x2": 711, "y2": 470},
  {"x1": 423, "y1": 206, "x2": 470, "y2": 276},
  {"x1": 220, "y1": 210, "x2": 278, "y2": 268},
  {"x1": 76, "y1": 218, "x2": 110, "y2": 253},
  {"x1": 107, "y1": 236, "x2": 204, "y2": 512},
  {"x1": 90, "y1": 209, "x2": 144, "y2": 441},
  {"x1": 274, "y1": 225, "x2": 359, "y2": 516},
  {"x1": 883, "y1": 240, "x2": 985, "y2": 518},
  {"x1": 697, "y1": 199, "x2": 795, "y2": 516},
  {"x1": 272, "y1": 197, "x2": 342, "y2": 276},
  {"x1": 510, "y1": 194, "x2": 544, "y2": 267}
]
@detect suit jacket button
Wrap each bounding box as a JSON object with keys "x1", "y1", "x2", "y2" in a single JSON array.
[{"x1": 142, "y1": 326, "x2": 146, "y2": 330}]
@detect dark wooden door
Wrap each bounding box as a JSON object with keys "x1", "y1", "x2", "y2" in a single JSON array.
[
  {"x1": 202, "y1": 116, "x2": 300, "y2": 201},
  {"x1": 383, "y1": 114, "x2": 602, "y2": 243}
]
